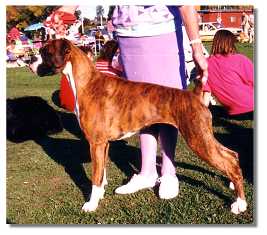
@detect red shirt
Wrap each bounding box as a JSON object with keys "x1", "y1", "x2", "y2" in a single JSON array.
[
  {"x1": 59, "y1": 75, "x2": 75, "y2": 112},
  {"x1": 204, "y1": 53, "x2": 254, "y2": 115}
]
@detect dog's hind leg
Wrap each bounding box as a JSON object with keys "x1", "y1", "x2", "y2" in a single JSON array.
[
  {"x1": 82, "y1": 142, "x2": 109, "y2": 212},
  {"x1": 195, "y1": 141, "x2": 246, "y2": 214},
  {"x1": 178, "y1": 112, "x2": 247, "y2": 214},
  {"x1": 215, "y1": 144, "x2": 247, "y2": 214},
  {"x1": 187, "y1": 136, "x2": 247, "y2": 214}
]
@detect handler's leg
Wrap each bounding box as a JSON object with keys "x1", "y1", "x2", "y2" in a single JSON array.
[
  {"x1": 158, "y1": 124, "x2": 179, "y2": 199},
  {"x1": 115, "y1": 126, "x2": 158, "y2": 194}
]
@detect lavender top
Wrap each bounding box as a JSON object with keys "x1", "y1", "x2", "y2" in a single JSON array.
[{"x1": 112, "y1": 6, "x2": 182, "y2": 37}]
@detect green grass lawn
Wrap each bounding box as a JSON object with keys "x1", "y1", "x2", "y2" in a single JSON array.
[{"x1": 6, "y1": 43, "x2": 254, "y2": 224}]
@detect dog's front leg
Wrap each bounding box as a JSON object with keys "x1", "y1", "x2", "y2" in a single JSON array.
[{"x1": 82, "y1": 143, "x2": 109, "y2": 212}]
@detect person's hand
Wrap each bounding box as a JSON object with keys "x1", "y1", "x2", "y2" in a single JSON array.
[
  {"x1": 179, "y1": 6, "x2": 208, "y2": 84},
  {"x1": 192, "y1": 46, "x2": 208, "y2": 85}
]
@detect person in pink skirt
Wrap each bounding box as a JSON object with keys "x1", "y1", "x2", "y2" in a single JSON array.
[
  {"x1": 111, "y1": 6, "x2": 208, "y2": 199},
  {"x1": 203, "y1": 30, "x2": 254, "y2": 119}
]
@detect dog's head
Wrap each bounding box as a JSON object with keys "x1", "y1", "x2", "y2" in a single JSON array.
[{"x1": 29, "y1": 39, "x2": 71, "y2": 77}]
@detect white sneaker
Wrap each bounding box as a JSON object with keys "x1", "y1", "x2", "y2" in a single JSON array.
[
  {"x1": 115, "y1": 173, "x2": 158, "y2": 194},
  {"x1": 158, "y1": 174, "x2": 179, "y2": 199}
]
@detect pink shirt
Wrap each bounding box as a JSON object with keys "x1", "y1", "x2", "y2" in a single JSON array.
[{"x1": 204, "y1": 53, "x2": 254, "y2": 115}]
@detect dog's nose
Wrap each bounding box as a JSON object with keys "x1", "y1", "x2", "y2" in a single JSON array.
[
  {"x1": 24, "y1": 55, "x2": 38, "y2": 65},
  {"x1": 29, "y1": 55, "x2": 39, "y2": 64},
  {"x1": 23, "y1": 58, "x2": 31, "y2": 65}
]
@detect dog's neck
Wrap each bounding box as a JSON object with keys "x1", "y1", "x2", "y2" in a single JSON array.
[
  {"x1": 61, "y1": 44, "x2": 103, "y2": 122},
  {"x1": 66, "y1": 44, "x2": 97, "y2": 90}
]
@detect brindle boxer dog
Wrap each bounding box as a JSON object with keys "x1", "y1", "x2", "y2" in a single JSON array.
[{"x1": 29, "y1": 39, "x2": 247, "y2": 214}]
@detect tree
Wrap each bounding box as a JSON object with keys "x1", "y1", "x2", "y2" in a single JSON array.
[
  {"x1": 6, "y1": 6, "x2": 57, "y2": 31},
  {"x1": 74, "y1": 9, "x2": 82, "y2": 21},
  {"x1": 96, "y1": 5, "x2": 104, "y2": 26},
  {"x1": 107, "y1": 6, "x2": 115, "y2": 20}
]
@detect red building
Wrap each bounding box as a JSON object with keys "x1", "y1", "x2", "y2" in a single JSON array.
[{"x1": 198, "y1": 9, "x2": 254, "y2": 28}]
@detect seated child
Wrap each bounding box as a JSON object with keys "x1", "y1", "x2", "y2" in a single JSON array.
[{"x1": 203, "y1": 30, "x2": 254, "y2": 119}]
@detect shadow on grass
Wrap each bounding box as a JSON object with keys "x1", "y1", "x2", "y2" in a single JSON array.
[
  {"x1": 210, "y1": 106, "x2": 254, "y2": 184},
  {"x1": 177, "y1": 174, "x2": 232, "y2": 205},
  {"x1": 175, "y1": 161, "x2": 228, "y2": 183},
  {"x1": 109, "y1": 140, "x2": 142, "y2": 178},
  {"x1": 33, "y1": 109, "x2": 143, "y2": 200},
  {"x1": 35, "y1": 136, "x2": 92, "y2": 201},
  {"x1": 57, "y1": 111, "x2": 84, "y2": 139},
  {"x1": 215, "y1": 127, "x2": 253, "y2": 184}
]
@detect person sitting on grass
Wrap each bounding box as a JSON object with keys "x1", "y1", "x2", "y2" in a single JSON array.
[
  {"x1": 95, "y1": 39, "x2": 123, "y2": 77},
  {"x1": 203, "y1": 29, "x2": 254, "y2": 120}
]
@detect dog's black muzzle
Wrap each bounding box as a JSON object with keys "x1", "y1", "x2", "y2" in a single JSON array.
[
  {"x1": 29, "y1": 55, "x2": 39, "y2": 64},
  {"x1": 28, "y1": 54, "x2": 56, "y2": 77}
]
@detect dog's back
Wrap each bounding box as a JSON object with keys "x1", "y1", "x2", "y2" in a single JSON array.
[{"x1": 7, "y1": 96, "x2": 63, "y2": 142}]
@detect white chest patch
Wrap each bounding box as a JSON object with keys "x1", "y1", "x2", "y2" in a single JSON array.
[{"x1": 62, "y1": 62, "x2": 80, "y2": 125}]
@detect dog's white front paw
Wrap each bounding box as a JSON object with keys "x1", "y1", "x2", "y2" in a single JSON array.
[
  {"x1": 82, "y1": 200, "x2": 99, "y2": 212},
  {"x1": 81, "y1": 185, "x2": 105, "y2": 212},
  {"x1": 231, "y1": 197, "x2": 247, "y2": 215}
]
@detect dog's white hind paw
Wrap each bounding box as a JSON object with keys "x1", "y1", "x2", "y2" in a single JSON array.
[{"x1": 231, "y1": 197, "x2": 247, "y2": 215}]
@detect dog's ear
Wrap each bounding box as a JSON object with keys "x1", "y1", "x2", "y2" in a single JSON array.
[
  {"x1": 60, "y1": 39, "x2": 71, "y2": 58},
  {"x1": 55, "y1": 39, "x2": 71, "y2": 65},
  {"x1": 49, "y1": 39, "x2": 71, "y2": 68}
]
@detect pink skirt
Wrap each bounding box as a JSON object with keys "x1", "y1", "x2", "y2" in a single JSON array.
[{"x1": 118, "y1": 32, "x2": 186, "y2": 89}]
